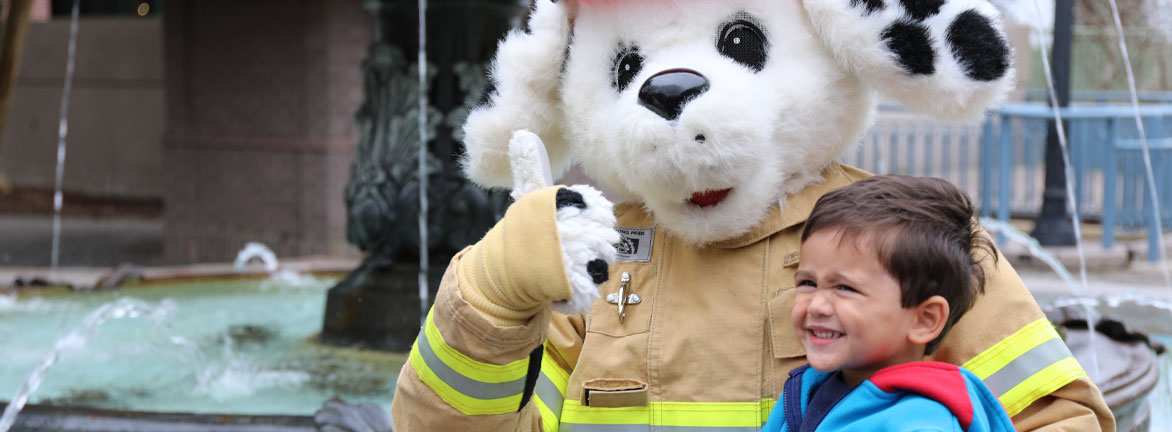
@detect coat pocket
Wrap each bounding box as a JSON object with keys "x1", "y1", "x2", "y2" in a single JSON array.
[
  {"x1": 581, "y1": 378, "x2": 649, "y2": 407},
  {"x1": 768, "y1": 288, "x2": 806, "y2": 359}
]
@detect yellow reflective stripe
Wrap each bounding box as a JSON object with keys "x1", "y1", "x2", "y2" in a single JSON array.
[
  {"x1": 760, "y1": 398, "x2": 776, "y2": 425},
  {"x1": 409, "y1": 338, "x2": 523, "y2": 414},
  {"x1": 409, "y1": 309, "x2": 530, "y2": 415},
  {"x1": 961, "y1": 318, "x2": 1087, "y2": 416},
  {"x1": 560, "y1": 399, "x2": 774, "y2": 428},
  {"x1": 423, "y1": 311, "x2": 529, "y2": 383},
  {"x1": 536, "y1": 342, "x2": 570, "y2": 432},
  {"x1": 999, "y1": 357, "x2": 1087, "y2": 416},
  {"x1": 535, "y1": 394, "x2": 561, "y2": 432},
  {"x1": 963, "y1": 318, "x2": 1057, "y2": 379}
]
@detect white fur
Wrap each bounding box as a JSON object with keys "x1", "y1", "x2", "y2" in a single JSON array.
[
  {"x1": 562, "y1": 0, "x2": 872, "y2": 244},
  {"x1": 462, "y1": 0, "x2": 1014, "y2": 246},
  {"x1": 508, "y1": 130, "x2": 556, "y2": 200},
  {"x1": 462, "y1": 0, "x2": 575, "y2": 188},
  {"x1": 553, "y1": 185, "x2": 619, "y2": 315}
]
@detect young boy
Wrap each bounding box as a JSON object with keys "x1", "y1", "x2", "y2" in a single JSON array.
[{"x1": 763, "y1": 175, "x2": 1015, "y2": 432}]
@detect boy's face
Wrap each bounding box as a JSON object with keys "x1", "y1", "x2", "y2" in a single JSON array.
[{"x1": 792, "y1": 230, "x2": 927, "y2": 385}]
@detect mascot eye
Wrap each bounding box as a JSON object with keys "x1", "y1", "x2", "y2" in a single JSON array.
[
  {"x1": 611, "y1": 48, "x2": 644, "y2": 92},
  {"x1": 717, "y1": 19, "x2": 768, "y2": 72}
]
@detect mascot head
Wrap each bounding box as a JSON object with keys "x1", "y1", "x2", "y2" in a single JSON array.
[{"x1": 463, "y1": 0, "x2": 1013, "y2": 245}]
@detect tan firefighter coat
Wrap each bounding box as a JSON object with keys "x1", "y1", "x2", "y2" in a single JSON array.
[{"x1": 391, "y1": 164, "x2": 1115, "y2": 432}]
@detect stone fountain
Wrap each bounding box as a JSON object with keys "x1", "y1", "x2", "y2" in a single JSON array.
[{"x1": 319, "y1": 0, "x2": 521, "y2": 351}]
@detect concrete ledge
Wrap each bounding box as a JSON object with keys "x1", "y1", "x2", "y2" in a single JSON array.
[
  {"x1": 0, "y1": 256, "x2": 360, "y2": 291},
  {"x1": 0, "y1": 403, "x2": 314, "y2": 432}
]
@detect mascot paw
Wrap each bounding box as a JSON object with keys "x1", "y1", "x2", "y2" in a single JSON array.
[
  {"x1": 552, "y1": 185, "x2": 619, "y2": 315},
  {"x1": 806, "y1": 0, "x2": 1013, "y2": 120}
]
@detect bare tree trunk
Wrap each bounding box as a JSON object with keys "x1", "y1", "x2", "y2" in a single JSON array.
[{"x1": 0, "y1": 0, "x2": 35, "y2": 194}]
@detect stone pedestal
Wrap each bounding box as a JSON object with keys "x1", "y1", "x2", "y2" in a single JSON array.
[
  {"x1": 321, "y1": 257, "x2": 444, "y2": 351},
  {"x1": 319, "y1": 0, "x2": 520, "y2": 350}
]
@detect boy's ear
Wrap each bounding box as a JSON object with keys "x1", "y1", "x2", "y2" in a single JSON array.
[
  {"x1": 461, "y1": 0, "x2": 576, "y2": 189},
  {"x1": 802, "y1": 0, "x2": 1014, "y2": 122},
  {"x1": 908, "y1": 296, "x2": 949, "y2": 345}
]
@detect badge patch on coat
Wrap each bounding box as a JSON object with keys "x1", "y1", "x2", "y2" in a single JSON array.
[{"x1": 614, "y1": 226, "x2": 654, "y2": 262}]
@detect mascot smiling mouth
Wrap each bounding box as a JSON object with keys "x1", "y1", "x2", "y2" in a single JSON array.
[{"x1": 688, "y1": 188, "x2": 731, "y2": 207}]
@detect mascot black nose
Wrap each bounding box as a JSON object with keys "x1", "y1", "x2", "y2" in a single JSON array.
[{"x1": 637, "y1": 69, "x2": 709, "y2": 121}]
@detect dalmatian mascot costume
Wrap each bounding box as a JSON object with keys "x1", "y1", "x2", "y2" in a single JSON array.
[{"x1": 392, "y1": 0, "x2": 1114, "y2": 430}]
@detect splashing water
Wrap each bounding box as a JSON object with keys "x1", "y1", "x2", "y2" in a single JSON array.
[
  {"x1": 234, "y1": 242, "x2": 280, "y2": 274},
  {"x1": 0, "y1": 297, "x2": 192, "y2": 432},
  {"x1": 192, "y1": 335, "x2": 309, "y2": 402},
  {"x1": 233, "y1": 242, "x2": 323, "y2": 290}
]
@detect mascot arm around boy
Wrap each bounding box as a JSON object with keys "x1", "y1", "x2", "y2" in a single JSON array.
[{"x1": 392, "y1": 0, "x2": 1115, "y2": 430}]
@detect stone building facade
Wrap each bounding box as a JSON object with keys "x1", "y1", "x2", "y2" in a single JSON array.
[{"x1": 162, "y1": 0, "x2": 370, "y2": 262}]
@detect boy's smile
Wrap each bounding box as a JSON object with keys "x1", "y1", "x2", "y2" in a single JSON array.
[{"x1": 792, "y1": 230, "x2": 927, "y2": 386}]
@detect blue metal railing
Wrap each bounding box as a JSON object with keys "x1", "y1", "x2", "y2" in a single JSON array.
[
  {"x1": 840, "y1": 100, "x2": 1172, "y2": 262},
  {"x1": 980, "y1": 103, "x2": 1172, "y2": 261}
]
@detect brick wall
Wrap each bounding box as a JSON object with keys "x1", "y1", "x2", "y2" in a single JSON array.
[{"x1": 163, "y1": 0, "x2": 368, "y2": 262}]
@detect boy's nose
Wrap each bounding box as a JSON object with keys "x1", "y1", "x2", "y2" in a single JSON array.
[{"x1": 807, "y1": 291, "x2": 833, "y2": 316}]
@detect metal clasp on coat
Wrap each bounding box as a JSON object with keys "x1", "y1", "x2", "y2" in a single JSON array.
[{"x1": 605, "y1": 272, "x2": 640, "y2": 322}]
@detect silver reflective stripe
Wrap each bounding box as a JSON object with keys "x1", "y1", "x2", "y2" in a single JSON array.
[
  {"x1": 535, "y1": 372, "x2": 564, "y2": 419},
  {"x1": 562, "y1": 425, "x2": 759, "y2": 432},
  {"x1": 416, "y1": 329, "x2": 527, "y2": 400},
  {"x1": 982, "y1": 337, "x2": 1074, "y2": 396}
]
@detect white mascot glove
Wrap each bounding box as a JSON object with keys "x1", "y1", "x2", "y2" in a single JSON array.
[{"x1": 508, "y1": 130, "x2": 619, "y2": 316}]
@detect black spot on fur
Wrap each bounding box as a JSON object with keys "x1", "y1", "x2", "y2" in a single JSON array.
[
  {"x1": 587, "y1": 259, "x2": 609, "y2": 284},
  {"x1": 850, "y1": 0, "x2": 885, "y2": 15},
  {"x1": 947, "y1": 10, "x2": 1010, "y2": 82},
  {"x1": 899, "y1": 0, "x2": 944, "y2": 21},
  {"x1": 882, "y1": 22, "x2": 936, "y2": 75},
  {"x1": 556, "y1": 188, "x2": 587, "y2": 210}
]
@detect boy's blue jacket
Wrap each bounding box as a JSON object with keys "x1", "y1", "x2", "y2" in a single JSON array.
[{"x1": 763, "y1": 361, "x2": 1016, "y2": 432}]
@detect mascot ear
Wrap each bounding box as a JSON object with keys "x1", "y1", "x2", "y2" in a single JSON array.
[
  {"x1": 804, "y1": 0, "x2": 1014, "y2": 121},
  {"x1": 461, "y1": 0, "x2": 577, "y2": 188}
]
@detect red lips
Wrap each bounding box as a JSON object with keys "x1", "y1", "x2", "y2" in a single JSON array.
[{"x1": 688, "y1": 188, "x2": 731, "y2": 207}]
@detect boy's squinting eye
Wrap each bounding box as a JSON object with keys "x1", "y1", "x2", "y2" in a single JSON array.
[
  {"x1": 612, "y1": 47, "x2": 644, "y2": 92},
  {"x1": 797, "y1": 279, "x2": 816, "y2": 288},
  {"x1": 716, "y1": 16, "x2": 768, "y2": 72},
  {"x1": 837, "y1": 285, "x2": 858, "y2": 293}
]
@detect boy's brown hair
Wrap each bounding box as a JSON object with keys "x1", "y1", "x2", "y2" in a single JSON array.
[{"x1": 801, "y1": 175, "x2": 997, "y2": 354}]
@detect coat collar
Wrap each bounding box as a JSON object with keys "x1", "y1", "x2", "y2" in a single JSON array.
[{"x1": 710, "y1": 163, "x2": 871, "y2": 248}]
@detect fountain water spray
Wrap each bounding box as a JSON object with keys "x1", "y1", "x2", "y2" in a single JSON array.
[
  {"x1": 0, "y1": 297, "x2": 190, "y2": 432},
  {"x1": 233, "y1": 242, "x2": 321, "y2": 290},
  {"x1": 980, "y1": 218, "x2": 1081, "y2": 296},
  {"x1": 1104, "y1": 0, "x2": 1172, "y2": 290},
  {"x1": 1024, "y1": 0, "x2": 1104, "y2": 382},
  {"x1": 1101, "y1": 0, "x2": 1172, "y2": 410},
  {"x1": 48, "y1": 0, "x2": 80, "y2": 271},
  {"x1": 417, "y1": 0, "x2": 431, "y2": 326},
  {"x1": 234, "y1": 242, "x2": 280, "y2": 274}
]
